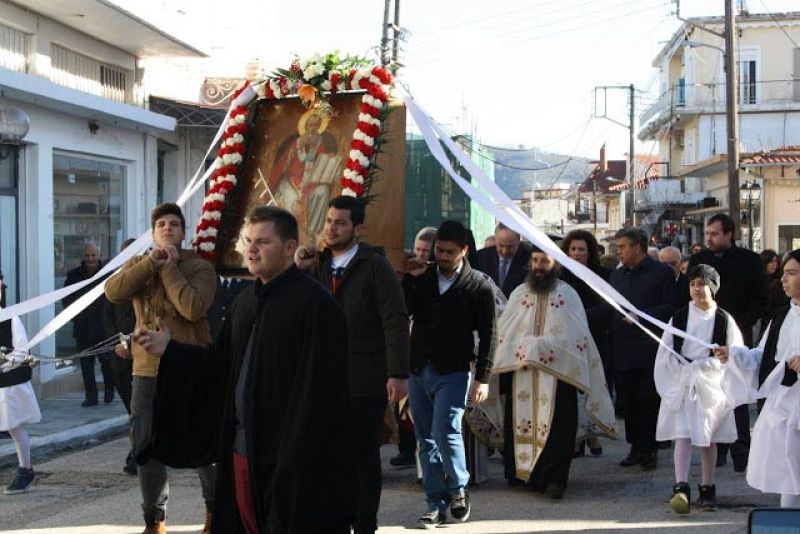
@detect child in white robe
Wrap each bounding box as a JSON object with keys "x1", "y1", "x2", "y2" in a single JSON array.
[
  {"x1": 718, "y1": 249, "x2": 800, "y2": 508},
  {"x1": 654, "y1": 264, "x2": 743, "y2": 514},
  {"x1": 0, "y1": 298, "x2": 41, "y2": 495}
]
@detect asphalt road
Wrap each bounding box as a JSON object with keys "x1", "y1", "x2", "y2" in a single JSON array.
[{"x1": 0, "y1": 430, "x2": 774, "y2": 533}]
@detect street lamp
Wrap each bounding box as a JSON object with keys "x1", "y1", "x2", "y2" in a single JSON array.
[
  {"x1": 0, "y1": 107, "x2": 30, "y2": 160},
  {"x1": 740, "y1": 180, "x2": 761, "y2": 250}
]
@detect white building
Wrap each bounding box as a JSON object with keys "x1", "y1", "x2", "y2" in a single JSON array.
[
  {"x1": 639, "y1": 11, "x2": 800, "y2": 251},
  {"x1": 0, "y1": 0, "x2": 206, "y2": 395}
]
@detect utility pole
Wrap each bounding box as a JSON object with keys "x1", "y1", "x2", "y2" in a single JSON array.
[
  {"x1": 391, "y1": 0, "x2": 401, "y2": 73},
  {"x1": 629, "y1": 83, "x2": 636, "y2": 227},
  {"x1": 724, "y1": 0, "x2": 741, "y2": 240},
  {"x1": 380, "y1": 0, "x2": 391, "y2": 67},
  {"x1": 593, "y1": 178, "x2": 598, "y2": 234},
  {"x1": 593, "y1": 84, "x2": 637, "y2": 226}
]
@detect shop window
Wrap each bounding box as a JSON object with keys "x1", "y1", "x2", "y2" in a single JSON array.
[
  {"x1": 778, "y1": 225, "x2": 800, "y2": 253},
  {"x1": 0, "y1": 147, "x2": 19, "y2": 305},
  {"x1": 52, "y1": 154, "x2": 125, "y2": 358}
]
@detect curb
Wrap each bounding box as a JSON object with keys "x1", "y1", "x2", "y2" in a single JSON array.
[{"x1": 0, "y1": 415, "x2": 129, "y2": 469}]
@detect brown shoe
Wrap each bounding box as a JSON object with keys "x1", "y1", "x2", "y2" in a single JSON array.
[
  {"x1": 142, "y1": 521, "x2": 166, "y2": 534},
  {"x1": 202, "y1": 512, "x2": 212, "y2": 534}
]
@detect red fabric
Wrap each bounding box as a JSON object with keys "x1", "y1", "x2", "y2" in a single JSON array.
[{"x1": 233, "y1": 453, "x2": 259, "y2": 534}]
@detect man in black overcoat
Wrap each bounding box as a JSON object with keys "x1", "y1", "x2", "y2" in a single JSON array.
[
  {"x1": 688, "y1": 213, "x2": 767, "y2": 471},
  {"x1": 134, "y1": 206, "x2": 353, "y2": 534}
]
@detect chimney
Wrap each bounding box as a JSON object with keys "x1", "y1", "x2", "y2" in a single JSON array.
[{"x1": 599, "y1": 144, "x2": 608, "y2": 172}]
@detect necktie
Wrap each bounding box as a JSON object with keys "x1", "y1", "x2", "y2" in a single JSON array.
[
  {"x1": 499, "y1": 259, "x2": 510, "y2": 287},
  {"x1": 331, "y1": 266, "x2": 345, "y2": 294}
]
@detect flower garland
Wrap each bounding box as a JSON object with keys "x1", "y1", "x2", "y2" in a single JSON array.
[{"x1": 192, "y1": 54, "x2": 393, "y2": 263}]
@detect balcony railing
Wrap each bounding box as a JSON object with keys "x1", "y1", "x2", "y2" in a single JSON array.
[
  {"x1": 50, "y1": 44, "x2": 128, "y2": 104},
  {"x1": 640, "y1": 79, "x2": 800, "y2": 126}
]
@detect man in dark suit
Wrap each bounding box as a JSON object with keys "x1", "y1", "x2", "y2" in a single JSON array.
[
  {"x1": 475, "y1": 223, "x2": 530, "y2": 298},
  {"x1": 688, "y1": 213, "x2": 767, "y2": 471},
  {"x1": 610, "y1": 228, "x2": 680, "y2": 471},
  {"x1": 659, "y1": 246, "x2": 689, "y2": 304},
  {"x1": 207, "y1": 276, "x2": 253, "y2": 341}
]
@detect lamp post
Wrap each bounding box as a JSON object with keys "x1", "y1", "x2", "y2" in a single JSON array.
[{"x1": 739, "y1": 180, "x2": 761, "y2": 250}]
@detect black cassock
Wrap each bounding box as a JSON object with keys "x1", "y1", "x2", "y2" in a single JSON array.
[{"x1": 149, "y1": 265, "x2": 353, "y2": 533}]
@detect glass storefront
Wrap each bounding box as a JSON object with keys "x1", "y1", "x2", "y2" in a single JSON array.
[
  {"x1": 0, "y1": 147, "x2": 19, "y2": 306},
  {"x1": 778, "y1": 224, "x2": 800, "y2": 254},
  {"x1": 53, "y1": 153, "x2": 125, "y2": 356}
]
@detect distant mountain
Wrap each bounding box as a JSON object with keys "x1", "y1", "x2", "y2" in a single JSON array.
[{"x1": 487, "y1": 147, "x2": 593, "y2": 199}]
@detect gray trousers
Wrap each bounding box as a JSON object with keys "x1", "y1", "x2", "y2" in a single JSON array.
[{"x1": 131, "y1": 376, "x2": 216, "y2": 524}]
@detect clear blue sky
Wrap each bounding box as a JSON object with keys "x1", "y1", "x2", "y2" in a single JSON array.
[{"x1": 123, "y1": 0, "x2": 799, "y2": 160}]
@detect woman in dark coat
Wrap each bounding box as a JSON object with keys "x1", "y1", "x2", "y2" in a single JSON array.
[{"x1": 559, "y1": 230, "x2": 612, "y2": 456}]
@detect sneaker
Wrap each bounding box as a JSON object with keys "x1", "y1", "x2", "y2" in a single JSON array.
[
  {"x1": 4, "y1": 467, "x2": 34, "y2": 495},
  {"x1": 640, "y1": 451, "x2": 658, "y2": 471},
  {"x1": 417, "y1": 510, "x2": 445, "y2": 529},
  {"x1": 697, "y1": 484, "x2": 717, "y2": 511},
  {"x1": 141, "y1": 521, "x2": 166, "y2": 534},
  {"x1": 449, "y1": 488, "x2": 471, "y2": 522},
  {"x1": 389, "y1": 451, "x2": 416, "y2": 468},
  {"x1": 669, "y1": 482, "x2": 691, "y2": 514}
]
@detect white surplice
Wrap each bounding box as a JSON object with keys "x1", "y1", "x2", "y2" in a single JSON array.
[
  {"x1": 726, "y1": 302, "x2": 800, "y2": 495},
  {"x1": 0, "y1": 315, "x2": 41, "y2": 431},
  {"x1": 654, "y1": 302, "x2": 744, "y2": 447}
]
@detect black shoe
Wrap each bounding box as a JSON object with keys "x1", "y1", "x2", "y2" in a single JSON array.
[
  {"x1": 731, "y1": 443, "x2": 749, "y2": 472},
  {"x1": 123, "y1": 455, "x2": 138, "y2": 476},
  {"x1": 507, "y1": 477, "x2": 525, "y2": 487},
  {"x1": 669, "y1": 482, "x2": 690, "y2": 514},
  {"x1": 640, "y1": 451, "x2": 658, "y2": 471},
  {"x1": 81, "y1": 398, "x2": 98, "y2": 407},
  {"x1": 4, "y1": 467, "x2": 34, "y2": 495},
  {"x1": 417, "y1": 510, "x2": 445, "y2": 529},
  {"x1": 620, "y1": 450, "x2": 641, "y2": 467},
  {"x1": 573, "y1": 441, "x2": 586, "y2": 458},
  {"x1": 697, "y1": 484, "x2": 717, "y2": 511},
  {"x1": 716, "y1": 443, "x2": 729, "y2": 467},
  {"x1": 449, "y1": 488, "x2": 470, "y2": 522},
  {"x1": 389, "y1": 452, "x2": 416, "y2": 467},
  {"x1": 104, "y1": 390, "x2": 115, "y2": 404},
  {"x1": 544, "y1": 482, "x2": 565, "y2": 500}
]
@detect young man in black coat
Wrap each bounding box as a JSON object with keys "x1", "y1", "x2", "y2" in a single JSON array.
[
  {"x1": 134, "y1": 206, "x2": 353, "y2": 534},
  {"x1": 295, "y1": 195, "x2": 409, "y2": 534},
  {"x1": 688, "y1": 213, "x2": 767, "y2": 471},
  {"x1": 610, "y1": 228, "x2": 681, "y2": 471},
  {"x1": 475, "y1": 223, "x2": 531, "y2": 298},
  {"x1": 403, "y1": 220, "x2": 495, "y2": 528}
]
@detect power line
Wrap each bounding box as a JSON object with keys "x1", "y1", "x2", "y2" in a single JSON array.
[{"x1": 757, "y1": 0, "x2": 800, "y2": 49}]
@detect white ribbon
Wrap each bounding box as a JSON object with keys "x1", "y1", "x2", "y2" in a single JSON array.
[{"x1": 402, "y1": 91, "x2": 713, "y2": 351}]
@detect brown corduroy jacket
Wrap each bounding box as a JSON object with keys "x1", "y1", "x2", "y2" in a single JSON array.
[{"x1": 105, "y1": 249, "x2": 216, "y2": 377}]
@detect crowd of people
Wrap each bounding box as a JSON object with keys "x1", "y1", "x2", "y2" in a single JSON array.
[{"x1": 1, "y1": 197, "x2": 799, "y2": 533}]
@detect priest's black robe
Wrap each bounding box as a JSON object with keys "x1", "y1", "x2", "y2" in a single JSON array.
[{"x1": 155, "y1": 266, "x2": 354, "y2": 533}]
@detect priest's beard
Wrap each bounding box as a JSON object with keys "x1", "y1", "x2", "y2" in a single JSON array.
[{"x1": 526, "y1": 267, "x2": 560, "y2": 294}]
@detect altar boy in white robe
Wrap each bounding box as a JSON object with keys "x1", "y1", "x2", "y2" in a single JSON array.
[
  {"x1": 654, "y1": 264, "x2": 743, "y2": 514},
  {"x1": 716, "y1": 249, "x2": 800, "y2": 508},
  {"x1": 492, "y1": 246, "x2": 617, "y2": 499}
]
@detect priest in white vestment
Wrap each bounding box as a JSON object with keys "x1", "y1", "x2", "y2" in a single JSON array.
[
  {"x1": 717, "y1": 249, "x2": 800, "y2": 508},
  {"x1": 492, "y1": 247, "x2": 617, "y2": 499}
]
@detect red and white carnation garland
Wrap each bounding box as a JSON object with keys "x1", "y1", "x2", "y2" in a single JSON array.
[{"x1": 192, "y1": 55, "x2": 393, "y2": 263}]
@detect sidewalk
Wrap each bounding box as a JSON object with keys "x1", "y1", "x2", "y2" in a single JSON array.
[{"x1": 0, "y1": 391, "x2": 128, "y2": 468}]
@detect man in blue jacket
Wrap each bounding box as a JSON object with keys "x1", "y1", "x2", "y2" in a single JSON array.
[{"x1": 610, "y1": 228, "x2": 680, "y2": 471}]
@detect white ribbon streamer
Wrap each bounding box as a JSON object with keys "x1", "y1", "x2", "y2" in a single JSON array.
[{"x1": 402, "y1": 91, "x2": 713, "y2": 351}]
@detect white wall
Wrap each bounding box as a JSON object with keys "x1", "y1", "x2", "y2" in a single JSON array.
[{"x1": 697, "y1": 112, "x2": 800, "y2": 159}]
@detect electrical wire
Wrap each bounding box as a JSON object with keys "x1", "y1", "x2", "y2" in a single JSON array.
[{"x1": 757, "y1": 0, "x2": 800, "y2": 49}]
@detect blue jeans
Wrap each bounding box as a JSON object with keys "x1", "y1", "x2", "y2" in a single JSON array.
[{"x1": 408, "y1": 363, "x2": 471, "y2": 512}]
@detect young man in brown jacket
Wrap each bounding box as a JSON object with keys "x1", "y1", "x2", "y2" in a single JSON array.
[{"x1": 105, "y1": 203, "x2": 217, "y2": 534}]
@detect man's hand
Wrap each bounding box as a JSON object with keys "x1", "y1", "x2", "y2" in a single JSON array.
[
  {"x1": 713, "y1": 346, "x2": 730, "y2": 364},
  {"x1": 470, "y1": 380, "x2": 489, "y2": 404},
  {"x1": 163, "y1": 245, "x2": 179, "y2": 266},
  {"x1": 149, "y1": 247, "x2": 168, "y2": 268},
  {"x1": 294, "y1": 245, "x2": 317, "y2": 270},
  {"x1": 787, "y1": 355, "x2": 800, "y2": 372},
  {"x1": 114, "y1": 343, "x2": 132, "y2": 359},
  {"x1": 132, "y1": 317, "x2": 171, "y2": 358},
  {"x1": 386, "y1": 378, "x2": 408, "y2": 403},
  {"x1": 622, "y1": 312, "x2": 639, "y2": 325},
  {"x1": 406, "y1": 257, "x2": 429, "y2": 277}
]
